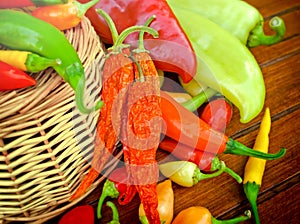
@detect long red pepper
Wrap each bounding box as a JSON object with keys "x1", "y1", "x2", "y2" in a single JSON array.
[
  {"x1": 0, "y1": 61, "x2": 36, "y2": 91},
  {"x1": 160, "y1": 91, "x2": 286, "y2": 160},
  {"x1": 78, "y1": 0, "x2": 196, "y2": 83},
  {"x1": 159, "y1": 137, "x2": 243, "y2": 183}
]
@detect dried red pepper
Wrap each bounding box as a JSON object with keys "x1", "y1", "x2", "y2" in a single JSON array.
[
  {"x1": 120, "y1": 17, "x2": 162, "y2": 224},
  {"x1": 70, "y1": 10, "x2": 158, "y2": 201},
  {"x1": 160, "y1": 91, "x2": 286, "y2": 160},
  {"x1": 0, "y1": 60, "x2": 36, "y2": 91},
  {"x1": 78, "y1": 0, "x2": 196, "y2": 83}
]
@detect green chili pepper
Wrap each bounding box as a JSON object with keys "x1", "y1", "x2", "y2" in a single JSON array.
[
  {"x1": 166, "y1": 5, "x2": 265, "y2": 123},
  {"x1": 106, "y1": 201, "x2": 120, "y2": 224},
  {"x1": 168, "y1": 0, "x2": 286, "y2": 47},
  {"x1": 0, "y1": 9, "x2": 103, "y2": 114}
]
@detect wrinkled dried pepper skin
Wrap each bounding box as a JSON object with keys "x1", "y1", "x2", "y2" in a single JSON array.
[
  {"x1": 70, "y1": 48, "x2": 135, "y2": 201},
  {"x1": 121, "y1": 52, "x2": 162, "y2": 224}
]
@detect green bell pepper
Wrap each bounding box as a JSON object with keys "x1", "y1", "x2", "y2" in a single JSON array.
[
  {"x1": 167, "y1": 5, "x2": 266, "y2": 123},
  {"x1": 168, "y1": 0, "x2": 286, "y2": 47}
]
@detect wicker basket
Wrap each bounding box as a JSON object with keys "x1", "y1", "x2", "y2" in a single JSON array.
[{"x1": 0, "y1": 16, "x2": 119, "y2": 223}]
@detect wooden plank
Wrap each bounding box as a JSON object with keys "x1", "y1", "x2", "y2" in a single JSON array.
[{"x1": 247, "y1": 0, "x2": 300, "y2": 17}]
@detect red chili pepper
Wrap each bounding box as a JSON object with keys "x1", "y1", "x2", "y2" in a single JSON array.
[
  {"x1": 159, "y1": 137, "x2": 242, "y2": 183},
  {"x1": 0, "y1": 0, "x2": 67, "y2": 8},
  {"x1": 0, "y1": 61, "x2": 36, "y2": 91},
  {"x1": 31, "y1": 0, "x2": 99, "y2": 30},
  {"x1": 97, "y1": 166, "x2": 137, "y2": 219},
  {"x1": 78, "y1": 0, "x2": 196, "y2": 83},
  {"x1": 160, "y1": 91, "x2": 286, "y2": 160},
  {"x1": 120, "y1": 17, "x2": 162, "y2": 224},
  {"x1": 200, "y1": 97, "x2": 233, "y2": 132},
  {"x1": 70, "y1": 10, "x2": 159, "y2": 202},
  {"x1": 58, "y1": 205, "x2": 94, "y2": 224}
]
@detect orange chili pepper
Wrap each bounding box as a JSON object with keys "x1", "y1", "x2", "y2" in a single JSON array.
[
  {"x1": 172, "y1": 206, "x2": 251, "y2": 224},
  {"x1": 31, "y1": 0, "x2": 99, "y2": 30}
]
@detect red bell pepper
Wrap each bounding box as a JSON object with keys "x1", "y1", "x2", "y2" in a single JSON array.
[
  {"x1": 0, "y1": 61, "x2": 36, "y2": 91},
  {"x1": 78, "y1": 0, "x2": 196, "y2": 83},
  {"x1": 97, "y1": 166, "x2": 137, "y2": 219}
]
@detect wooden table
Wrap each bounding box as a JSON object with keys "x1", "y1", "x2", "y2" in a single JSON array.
[{"x1": 50, "y1": 0, "x2": 300, "y2": 223}]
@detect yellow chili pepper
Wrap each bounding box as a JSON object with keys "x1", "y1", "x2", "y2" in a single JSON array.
[
  {"x1": 243, "y1": 107, "x2": 278, "y2": 224},
  {"x1": 139, "y1": 179, "x2": 174, "y2": 224},
  {"x1": 0, "y1": 50, "x2": 61, "y2": 73}
]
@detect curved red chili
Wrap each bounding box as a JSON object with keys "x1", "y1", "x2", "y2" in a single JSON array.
[
  {"x1": 0, "y1": 61, "x2": 36, "y2": 91},
  {"x1": 78, "y1": 0, "x2": 197, "y2": 83}
]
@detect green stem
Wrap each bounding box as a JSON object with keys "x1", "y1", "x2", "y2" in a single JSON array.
[
  {"x1": 193, "y1": 161, "x2": 226, "y2": 185},
  {"x1": 212, "y1": 210, "x2": 251, "y2": 224},
  {"x1": 74, "y1": 0, "x2": 100, "y2": 18},
  {"x1": 243, "y1": 182, "x2": 261, "y2": 224},
  {"x1": 136, "y1": 15, "x2": 156, "y2": 52},
  {"x1": 97, "y1": 180, "x2": 120, "y2": 219},
  {"x1": 225, "y1": 138, "x2": 286, "y2": 160},
  {"x1": 31, "y1": 0, "x2": 68, "y2": 6},
  {"x1": 74, "y1": 74, "x2": 104, "y2": 114},
  {"x1": 106, "y1": 201, "x2": 120, "y2": 224},
  {"x1": 181, "y1": 88, "x2": 217, "y2": 111},
  {"x1": 26, "y1": 53, "x2": 61, "y2": 73},
  {"x1": 247, "y1": 16, "x2": 286, "y2": 47},
  {"x1": 210, "y1": 157, "x2": 242, "y2": 184},
  {"x1": 96, "y1": 9, "x2": 119, "y2": 44}
]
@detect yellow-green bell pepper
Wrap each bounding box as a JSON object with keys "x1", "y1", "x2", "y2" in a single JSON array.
[{"x1": 167, "y1": 4, "x2": 266, "y2": 123}]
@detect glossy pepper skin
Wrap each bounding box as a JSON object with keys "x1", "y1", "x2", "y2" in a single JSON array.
[
  {"x1": 97, "y1": 166, "x2": 137, "y2": 219},
  {"x1": 0, "y1": 50, "x2": 61, "y2": 73},
  {"x1": 243, "y1": 108, "x2": 272, "y2": 224},
  {"x1": 159, "y1": 137, "x2": 242, "y2": 183},
  {"x1": 0, "y1": 61, "x2": 36, "y2": 91},
  {"x1": 168, "y1": 0, "x2": 286, "y2": 47},
  {"x1": 0, "y1": 9, "x2": 102, "y2": 114},
  {"x1": 31, "y1": 0, "x2": 99, "y2": 31},
  {"x1": 172, "y1": 206, "x2": 251, "y2": 224},
  {"x1": 78, "y1": 0, "x2": 196, "y2": 83},
  {"x1": 160, "y1": 91, "x2": 286, "y2": 160},
  {"x1": 58, "y1": 205, "x2": 94, "y2": 224},
  {"x1": 166, "y1": 5, "x2": 265, "y2": 123},
  {"x1": 139, "y1": 180, "x2": 174, "y2": 224},
  {"x1": 0, "y1": 0, "x2": 67, "y2": 8},
  {"x1": 200, "y1": 98, "x2": 233, "y2": 132}
]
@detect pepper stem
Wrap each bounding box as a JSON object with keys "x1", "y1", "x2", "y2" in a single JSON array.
[
  {"x1": 136, "y1": 15, "x2": 156, "y2": 52},
  {"x1": 96, "y1": 9, "x2": 119, "y2": 44},
  {"x1": 212, "y1": 210, "x2": 251, "y2": 224},
  {"x1": 31, "y1": 0, "x2": 68, "y2": 6},
  {"x1": 247, "y1": 16, "x2": 286, "y2": 47},
  {"x1": 74, "y1": 74, "x2": 104, "y2": 114},
  {"x1": 210, "y1": 157, "x2": 242, "y2": 184},
  {"x1": 26, "y1": 53, "x2": 61, "y2": 73},
  {"x1": 106, "y1": 201, "x2": 120, "y2": 224},
  {"x1": 243, "y1": 181, "x2": 261, "y2": 224},
  {"x1": 181, "y1": 87, "x2": 217, "y2": 112},
  {"x1": 193, "y1": 161, "x2": 226, "y2": 185},
  {"x1": 97, "y1": 179, "x2": 120, "y2": 219},
  {"x1": 225, "y1": 138, "x2": 286, "y2": 160},
  {"x1": 74, "y1": 0, "x2": 100, "y2": 18}
]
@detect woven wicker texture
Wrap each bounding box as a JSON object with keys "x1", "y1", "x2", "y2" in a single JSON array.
[{"x1": 0, "y1": 16, "x2": 117, "y2": 223}]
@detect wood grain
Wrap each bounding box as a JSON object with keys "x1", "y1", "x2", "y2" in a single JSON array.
[{"x1": 48, "y1": 0, "x2": 300, "y2": 223}]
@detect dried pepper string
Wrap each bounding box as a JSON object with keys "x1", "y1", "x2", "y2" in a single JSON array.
[
  {"x1": 120, "y1": 16, "x2": 161, "y2": 224},
  {"x1": 70, "y1": 10, "x2": 158, "y2": 201}
]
